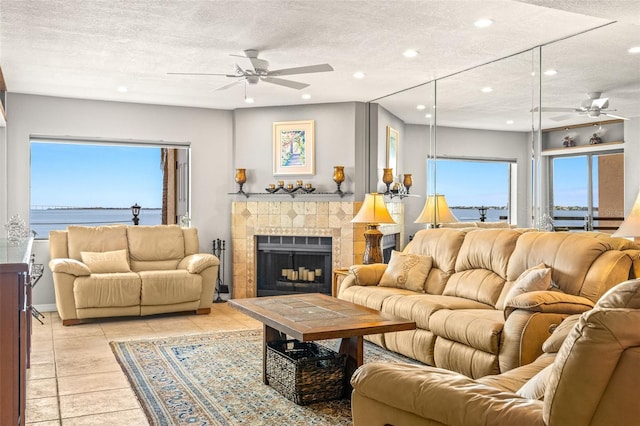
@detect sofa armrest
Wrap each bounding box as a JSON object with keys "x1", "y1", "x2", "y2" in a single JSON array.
[
  {"x1": 504, "y1": 291, "x2": 594, "y2": 319},
  {"x1": 348, "y1": 263, "x2": 387, "y2": 286},
  {"x1": 351, "y1": 363, "x2": 544, "y2": 426},
  {"x1": 48, "y1": 258, "x2": 91, "y2": 277},
  {"x1": 178, "y1": 253, "x2": 219, "y2": 274}
]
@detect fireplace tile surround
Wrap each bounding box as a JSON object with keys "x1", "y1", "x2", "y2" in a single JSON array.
[{"x1": 231, "y1": 200, "x2": 404, "y2": 298}]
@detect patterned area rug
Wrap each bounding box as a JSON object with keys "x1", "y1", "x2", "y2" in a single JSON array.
[{"x1": 110, "y1": 329, "x2": 419, "y2": 425}]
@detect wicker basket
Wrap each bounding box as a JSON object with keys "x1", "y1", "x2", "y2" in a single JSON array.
[{"x1": 266, "y1": 339, "x2": 346, "y2": 405}]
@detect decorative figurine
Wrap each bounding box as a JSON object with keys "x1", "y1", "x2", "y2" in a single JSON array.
[
  {"x1": 589, "y1": 133, "x2": 602, "y2": 145},
  {"x1": 562, "y1": 136, "x2": 575, "y2": 147}
]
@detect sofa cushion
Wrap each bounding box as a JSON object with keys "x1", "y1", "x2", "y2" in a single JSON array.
[
  {"x1": 80, "y1": 249, "x2": 131, "y2": 273},
  {"x1": 404, "y1": 229, "x2": 467, "y2": 294},
  {"x1": 429, "y1": 309, "x2": 505, "y2": 354},
  {"x1": 73, "y1": 273, "x2": 141, "y2": 308},
  {"x1": 67, "y1": 225, "x2": 128, "y2": 261},
  {"x1": 340, "y1": 285, "x2": 414, "y2": 311},
  {"x1": 382, "y1": 294, "x2": 494, "y2": 330},
  {"x1": 504, "y1": 263, "x2": 552, "y2": 304},
  {"x1": 379, "y1": 250, "x2": 432, "y2": 292},
  {"x1": 127, "y1": 225, "x2": 185, "y2": 271},
  {"x1": 516, "y1": 363, "x2": 553, "y2": 400},
  {"x1": 139, "y1": 270, "x2": 202, "y2": 306}
]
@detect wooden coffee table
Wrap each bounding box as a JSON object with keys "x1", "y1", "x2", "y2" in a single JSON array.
[{"x1": 228, "y1": 293, "x2": 416, "y2": 391}]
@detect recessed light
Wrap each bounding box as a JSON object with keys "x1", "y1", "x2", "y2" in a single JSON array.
[
  {"x1": 353, "y1": 71, "x2": 365, "y2": 79},
  {"x1": 301, "y1": 94, "x2": 311, "y2": 100},
  {"x1": 474, "y1": 18, "x2": 493, "y2": 28},
  {"x1": 244, "y1": 97, "x2": 255, "y2": 104},
  {"x1": 416, "y1": 104, "x2": 426, "y2": 110},
  {"x1": 629, "y1": 46, "x2": 640, "y2": 54},
  {"x1": 425, "y1": 113, "x2": 432, "y2": 118},
  {"x1": 403, "y1": 49, "x2": 419, "y2": 58},
  {"x1": 544, "y1": 69, "x2": 558, "y2": 76},
  {"x1": 117, "y1": 86, "x2": 128, "y2": 93},
  {"x1": 481, "y1": 86, "x2": 493, "y2": 93},
  {"x1": 506, "y1": 120, "x2": 514, "y2": 125}
]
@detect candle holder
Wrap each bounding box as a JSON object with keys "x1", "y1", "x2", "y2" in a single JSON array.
[
  {"x1": 235, "y1": 168, "x2": 247, "y2": 196},
  {"x1": 382, "y1": 168, "x2": 394, "y2": 194},
  {"x1": 333, "y1": 166, "x2": 345, "y2": 194},
  {"x1": 403, "y1": 174, "x2": 413, "y2": 194}
]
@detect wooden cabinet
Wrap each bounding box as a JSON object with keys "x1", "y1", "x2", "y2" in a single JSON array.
[{"x1": 0, "y1": 238, "x2": 33, "y2": 426}]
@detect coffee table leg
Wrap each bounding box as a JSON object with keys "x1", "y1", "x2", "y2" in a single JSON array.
[
  {"x1": 263, "y1": 324, "x2": 285, "y2": 385},
  {"x1": 339, "y1": 335, "x2": 363, "y2": 396}
]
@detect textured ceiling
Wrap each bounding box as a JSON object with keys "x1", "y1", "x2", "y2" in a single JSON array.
[{"x1": 1, "y1": 0, "x2": 639, "y2": 130}]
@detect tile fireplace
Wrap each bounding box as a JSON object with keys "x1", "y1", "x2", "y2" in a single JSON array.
[{"x1": 231, "y1": 200, "x2": 403, "y2": 298}]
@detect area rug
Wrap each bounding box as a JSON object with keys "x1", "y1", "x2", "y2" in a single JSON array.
[{"x1": 110, "y1": 329, "x2": 419, "y2": 425}]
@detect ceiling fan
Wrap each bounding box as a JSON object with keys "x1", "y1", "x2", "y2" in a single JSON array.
[
  {"x1": 168, "y1": 49, "x2": 334, "y2": 91},
  {"x1": 536, "y1": 92, "x2": 629, "y2": 121}
]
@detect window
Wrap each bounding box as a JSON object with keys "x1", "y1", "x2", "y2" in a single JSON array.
[
  {"x1": 429, "y1": 158, "x2": 514, "y2": 223},
  {"x1": 30, "y1": 139, "x2": 190, "y2": 238},
  {"x1": 551, "y1": 152, "x2": 624, "y2": 231}
]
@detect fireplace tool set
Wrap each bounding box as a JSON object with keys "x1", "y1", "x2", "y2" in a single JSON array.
[{"x1": 212, "y1": 239, "x2": 229, "y2": 303}]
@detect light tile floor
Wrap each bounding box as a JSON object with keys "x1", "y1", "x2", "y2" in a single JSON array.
[{"x1": 26, "y1": 303, "x2": 262, "y2": 425}]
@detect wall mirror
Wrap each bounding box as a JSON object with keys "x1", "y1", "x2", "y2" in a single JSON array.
[
  {"x1": 539, "y1": 21, "x2": 640, "y2": 233},
  {"x1": 370, "y1": 48, "x2": 539, "y2": 240}
]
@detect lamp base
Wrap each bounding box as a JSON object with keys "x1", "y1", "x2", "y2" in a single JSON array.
[{"x1": 362, "y1": 224, "x2": 383, "y2": 264}]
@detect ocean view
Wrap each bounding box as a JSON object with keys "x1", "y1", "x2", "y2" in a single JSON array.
[
  {"x1": 30, "y1": 208, "x2": 162, "y2": 238},
  {"x1": 29, "y1": 207, "x2": 594, "y2": 238}
]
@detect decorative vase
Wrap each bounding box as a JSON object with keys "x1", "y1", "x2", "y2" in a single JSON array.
[
  {"x1": 333, "y1": 166, "x2": 345, "y2": 193},
  {"x1": 403, "y1": 174, "x2": 413, "y2": 194},
  {"x1": 382, "y1": 168, "x2": 394, "y2": 193},
  {"x1": 235, "y1": 168, "x2": 247, "y2": 193}
]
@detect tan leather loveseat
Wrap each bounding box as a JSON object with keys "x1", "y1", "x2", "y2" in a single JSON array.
[
  {"x1": 350, "y1": 279, "x2": 640, "y2": 425},
  {"x1": 49, "y1": 224, "x2": 219, "y2": 325},
  {"x1": 338, "y1": 228, "x2": 638, "y2": 377}
]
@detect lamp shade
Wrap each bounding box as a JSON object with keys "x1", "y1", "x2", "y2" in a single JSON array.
[
  {"x1": 414, "y1": 194, "x2": 458, "y2": 226},
  {"x1": 612, "y1": 190, "x2": 640, "y2": 238},
  {"x1": 351, "y1": 193, "x2": 396, "y2": 225}
]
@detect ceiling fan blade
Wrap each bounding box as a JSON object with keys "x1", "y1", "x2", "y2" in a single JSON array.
[
  {"x1": 230, "y1": 54, "x2": 269, "y2": 71},
  {"x1": 531, "y1": 107, "x2": 579, "y2": 113},
  {"x1": 261, "y1": 77, "x2": 309, "y2": 90},
  {"x1": 602, "y1": 112, "x2": 630, "y2": 120},
  {"x1": 168, "y1": 72, "x2": 237, "y2": 77},
  {"x1": 592, "y1": 97, "x2": 609, "y2": 109},
  {"x1": 268, "y1": 64, "x2": 334, "y2": 77},
  {"x1": 549, "y1": 113, "x2": 578, "y2": 121},
  {"x1": 214, "y1": 79, "x2": 244, "y2": 91}
]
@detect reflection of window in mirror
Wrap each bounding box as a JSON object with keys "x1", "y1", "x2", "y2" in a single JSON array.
[
  {"x1": 428, "y1": 158, "x2": 514, "y2": 223},
  {"x1": 551, "y1": 152, "x2": 624, "y2": 233}
]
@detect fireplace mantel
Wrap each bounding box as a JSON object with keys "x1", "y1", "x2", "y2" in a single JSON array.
[{"x1": 231, "y1": 200, "x2": 403, "y2": 298}]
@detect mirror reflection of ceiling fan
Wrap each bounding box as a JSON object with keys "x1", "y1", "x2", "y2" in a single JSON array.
[
  {"x1": 168, "y1": 49, "x2": 334, "y2": 91},
  {"x1": 538, "y1": 92, "x2": 629, "y2": 121}
]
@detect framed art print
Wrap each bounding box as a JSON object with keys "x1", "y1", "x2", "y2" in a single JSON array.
[
  {"x1": 386, "y1": 125, "x2": 399, "y2": 171},
  {"x1": 273, "y1": 120, "x2": 315, "y2": 175}
]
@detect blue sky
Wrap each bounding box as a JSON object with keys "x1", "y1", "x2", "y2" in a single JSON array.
[
  {"x1": 434, "y1": 160, "x2": 509, "y2": 207},
  {"x1": 31, "y1": 143, "x2": 163, "y2": 208}
]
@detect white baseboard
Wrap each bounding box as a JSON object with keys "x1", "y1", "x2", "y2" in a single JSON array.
[{"x1": 33, "y1": 304, "x2": 57, "y2": 313}]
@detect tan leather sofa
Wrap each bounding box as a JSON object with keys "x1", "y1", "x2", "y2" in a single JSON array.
[
  {"x1": 49, "y1": 224, "x2": 219, "y2": 325},
  {"x1": 350, "y1": 279, "x2": 640, "y2": 426},
  {"x1": 338, "y1": 228, "x2": 639, "y2": 377}
]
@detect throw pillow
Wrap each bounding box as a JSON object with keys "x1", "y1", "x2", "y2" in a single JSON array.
[
  {"x1": 505, "y1": 263, "x2": 552, "y2": 304},
  {"x1": 80, "y1": 249, "x2": 131, "y2": 274},
  {"x1": 379, "y1": 250, "x2": 432, "y2": 293}
]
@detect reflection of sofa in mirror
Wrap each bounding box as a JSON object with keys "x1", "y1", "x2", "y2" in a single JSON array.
[
  {"x1": 351, "y1": 279, "x2": 640, "y2": 426},
  {"x1": 49, "y1": 225, "x2": 219, "y2": 325},
  {"x1": 338, "y1": 228, "x2": 639, "y2": 378}
]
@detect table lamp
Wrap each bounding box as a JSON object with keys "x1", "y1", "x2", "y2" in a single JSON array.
[
  {"x1": 351, "y1": 193, "x2": 396, "y2": 264},
  {"x1": 414, "y1": 194, "x2": 458, "y2": 228},
  {"x1": 612, "y1": 189, "x2": 640, "y2": 242}
]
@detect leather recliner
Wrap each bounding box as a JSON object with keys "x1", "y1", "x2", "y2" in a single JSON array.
[{"x1": 350, "y1": 279, "x2": 640, "y2": 426}]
